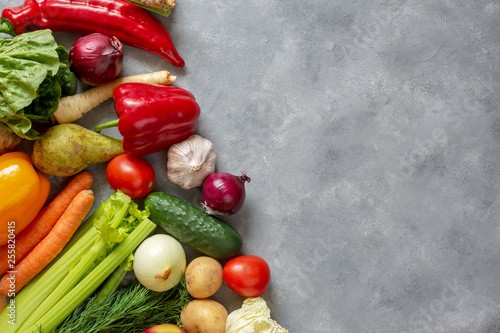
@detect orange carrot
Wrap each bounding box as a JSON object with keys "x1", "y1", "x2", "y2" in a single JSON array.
[
  {"x1": 0, "y1": 297, "x2": 6, "y2": 314},
  {"x1": 0, "y1": 190, "x2": 94, "y2": 296},
  {"x1": 0, "y1": 171, "x2": 93, "y2": 275}
]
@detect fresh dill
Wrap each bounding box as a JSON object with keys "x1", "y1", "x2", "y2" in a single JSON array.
[{"x1": 53, "y1": 280, "x2": 192, "y2": 332}]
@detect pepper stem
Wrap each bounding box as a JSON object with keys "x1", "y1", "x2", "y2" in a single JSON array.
[
  {"x1": 94, "y1": 119, "x2": 119, "y2": 133},
  {"x1": 0, "y1": 19, "x2": 16, "y2": 37}
]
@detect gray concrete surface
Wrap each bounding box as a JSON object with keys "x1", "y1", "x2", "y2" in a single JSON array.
[{"x1": 2, "y1": 0, "x2": 500, "y2": 332}]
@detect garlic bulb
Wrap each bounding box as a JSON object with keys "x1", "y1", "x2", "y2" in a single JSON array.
[
  {"x1": 133, "y1": 234, "x2": 186, "y2": 292},
  {"x1": 167, "y1": 134, "x2": 217, "y2": 189}
]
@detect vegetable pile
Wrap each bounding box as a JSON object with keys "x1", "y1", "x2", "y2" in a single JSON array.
[{"x1": 0, "y1": 0, "x2": 288, "y2": 332}]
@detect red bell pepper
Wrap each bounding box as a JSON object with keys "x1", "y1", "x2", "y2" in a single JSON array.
[
  {"x1": 94, "y1": 83, "x2": 200, "y2": 156},
  {"x1": 0, "y1": 0, "x2": 184, "y2": 67}
]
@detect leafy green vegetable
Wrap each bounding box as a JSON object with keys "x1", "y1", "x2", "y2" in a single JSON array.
[
  {"x1": 0, "y1": 29, "x2": 76, "y2": 139},
  {"x1": 24, "y1": 75, "x2": 62, "y2": 123},
  {"x1": 54, "y1": 279, "x2": 192, "y2": 333},
  {"x1": 55, "y1": 45, "x2": 77, "y2": 96}
]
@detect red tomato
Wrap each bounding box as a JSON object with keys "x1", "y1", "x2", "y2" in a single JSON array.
[
  {"x1": 106, "y1": 154, "x2": 156, "y2": 199},
  {"x1": 223, "y1": 255, "x2": 271, "y2": 297}
]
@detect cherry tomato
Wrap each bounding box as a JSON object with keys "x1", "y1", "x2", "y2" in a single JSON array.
[
  {"x1": 223, "y1": 255, "x2": 271, "y2": 297},
  {"x1": 106, "y1": 154, "x2": 156, "y2": 199}
]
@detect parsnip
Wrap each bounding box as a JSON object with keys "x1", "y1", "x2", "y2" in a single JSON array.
[{"x1": 53, "y1": 70, "x2": 176, "y2": 124}]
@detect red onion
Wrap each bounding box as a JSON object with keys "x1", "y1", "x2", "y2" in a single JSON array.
[
  {"x1": 69, "y1": 33, "x2": 123, "y2": 86},
  {"x1": 201, "y1": 171, "x2": 251, "y2": 215}
]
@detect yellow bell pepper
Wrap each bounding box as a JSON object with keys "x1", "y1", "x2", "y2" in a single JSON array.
[{"x1": 0, "y1": 152, "x2": 50, "y2": 246}]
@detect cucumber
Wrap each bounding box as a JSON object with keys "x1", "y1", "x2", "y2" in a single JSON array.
[{"x1": 145, "y1": 192, "x2": 243, "y2": 260}]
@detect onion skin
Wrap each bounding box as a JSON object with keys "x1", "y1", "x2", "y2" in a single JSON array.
[
  {"x1": 69, "y1": 33, "x2": 123, "y2": 86},
  {"x1": 201, "y1": 171, "x2": 250, "y2": 215}
]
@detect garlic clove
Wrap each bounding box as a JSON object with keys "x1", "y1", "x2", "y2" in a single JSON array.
[{"x1": 167, "y1": 134, "x2": 217, "y2": 189}]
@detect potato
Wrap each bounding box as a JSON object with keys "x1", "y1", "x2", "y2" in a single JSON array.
[
  {"x1": 185, "y1": 256, "x2": 223, "y2": 298},
  {"x1": 181, "y1": 299, "x2": 228, "y2": 333}
]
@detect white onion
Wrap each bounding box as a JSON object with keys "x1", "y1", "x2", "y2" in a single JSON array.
[{"x1": 133, "y1": 234, "x2": 186, "y2": 292}]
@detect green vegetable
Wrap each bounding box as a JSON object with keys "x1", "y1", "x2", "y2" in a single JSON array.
[
  {"x1": 31, "y1": 218, "x2": 155, "y2": 333},
  {"x1": 0, "y1": 191, "x2": 156, "y2": 333},
  {"x1": 21, "y1": 192, "x2": 144, "y2": 331},
  {"x1": 95, "y1": 253, "x2": 134, "y2": 303},
  {"x1": 145, "y1": 192, "x2": 243, "y2": 259},
  {"x1": 54, "y1": 279, "x2": 192, "y2": 332},
  {"x1": 0, "y1": 29, "x2": 76, "y2": 139}
]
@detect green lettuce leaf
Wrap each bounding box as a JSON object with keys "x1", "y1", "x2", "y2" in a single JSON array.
[
  {"x1": 0, "y1": 29, "x2": 76, "y2": 139},
  {"x1": 55, "y1": 45, "x2": 77, "y2": 96},
  {"x1": 25, "y1": 75, "x2": 62, "y2": 123}
]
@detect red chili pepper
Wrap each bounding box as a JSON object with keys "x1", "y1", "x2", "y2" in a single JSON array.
[
  {"x1": 1, "y1": 0, "x2": 184, "y2": 67},
  {"x1": 94, "y1": 83, "x2": 200, "y2": 156}
]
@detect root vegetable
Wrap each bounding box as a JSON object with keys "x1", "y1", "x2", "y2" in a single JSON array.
[
  {"x1": 185, "y1": 256, "x2": 223, "y2": 299},
  {"x1": 180, "y1": 299, "x2": 228, "y2": 333}
]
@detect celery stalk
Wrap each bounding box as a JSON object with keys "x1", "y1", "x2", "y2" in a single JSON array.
[
  {"x1": 8, "y1": 232, "x2": 98, "y2": 332},
  {"x1": 95, "y1": 253, "x2": 134, "y2": 303},
  {"x1": 26, "y1": 218, "x2": 157, "y2": 332},
  {"x1": 21, "y1": 199, "x2": 132, "y2": 329},
  {"x1": 0, "y1": 203, "x2": 105, "y2": 333},
  {"x1": 95, "y1": 266, "x2": 129, "y2": 303}
]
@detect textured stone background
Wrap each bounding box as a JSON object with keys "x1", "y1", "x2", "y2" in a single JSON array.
[{"x1": 2, "y1": 0, "x2": 500, "y2": 332}]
